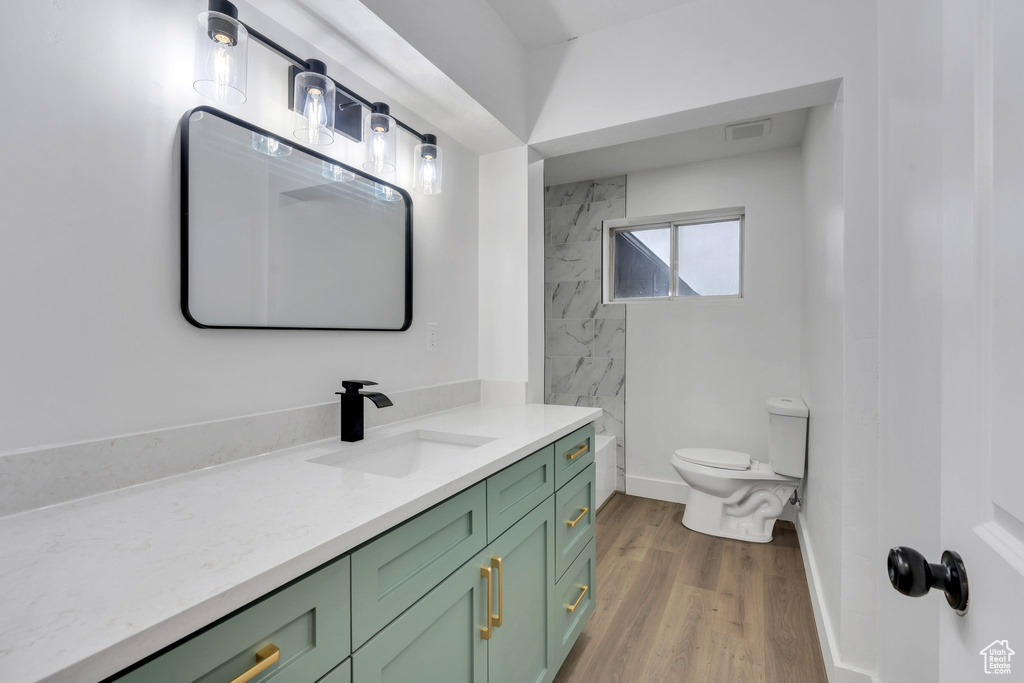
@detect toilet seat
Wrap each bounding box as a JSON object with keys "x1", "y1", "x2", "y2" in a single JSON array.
[{"x1": 673, "y1": 448, "x2": 751, "y2": 471}]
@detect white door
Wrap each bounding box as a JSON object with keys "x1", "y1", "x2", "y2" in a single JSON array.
[{"x1": 936, "y1": 0, "x2": 1024, "y2": 679}]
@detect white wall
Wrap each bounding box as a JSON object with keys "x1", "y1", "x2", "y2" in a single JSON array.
[
  {"x1": 0, "y1": 0, "x2": 480, "y2": 452},
  {"x1": 526, "y1": 0, "x2": 873, "y2": 150},
  {"x1": 478, "y1": 146, "x2": 529, "y2": 402},
  {"x1": 800, "y1": 97, "x2": 865, "y2": 676},
  {"x1": 876, "y1": 1, "x2": 944, "y2": 680},
  {"x1": 356, "y1": 0, "x2": 529, "y2": 142},
  {"x1": 624, "y1": 148, "x2": 803, "y2": 494},
  {"x1": 523, "y1": 2, "x2": 879, "y2": 676}
]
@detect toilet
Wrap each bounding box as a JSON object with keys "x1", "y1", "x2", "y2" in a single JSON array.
[{"x1": 670, "y1": 397, "x2": 808, "y2": 543}]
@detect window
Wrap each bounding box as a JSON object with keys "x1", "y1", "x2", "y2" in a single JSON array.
[{"x1": 604, "y1": 209, "x2": 743, "y2": 302}]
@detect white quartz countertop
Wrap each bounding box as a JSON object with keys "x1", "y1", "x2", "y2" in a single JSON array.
[{"x1": 0, "y1": 403, "x2": 601, "y2": 683}]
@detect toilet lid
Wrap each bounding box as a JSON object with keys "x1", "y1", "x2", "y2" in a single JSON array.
[{"x1": 673, "y1": 448, "x2": 751, "y2": 471}]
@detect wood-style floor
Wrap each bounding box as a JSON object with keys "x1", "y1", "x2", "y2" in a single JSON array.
[{"x1": 553, "y1": 494, "x2": 828, "y2": 683}]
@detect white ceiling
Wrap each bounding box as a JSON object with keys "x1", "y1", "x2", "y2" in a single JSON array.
[
  {"x1": 544, "y1": 108, "x2": 810, "y2": 186},
  {"x1": 485, "y1": 0, "x2": 700, "y2": 51}
]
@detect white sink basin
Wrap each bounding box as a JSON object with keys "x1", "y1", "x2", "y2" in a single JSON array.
[{"x1": 309, "y1": 430, "x2": 496, "y2": 478}]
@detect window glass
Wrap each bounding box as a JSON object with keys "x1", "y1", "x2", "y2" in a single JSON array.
[
  {"x1": 613, "y1": 227, "x2": 671, "y2": 299},
  {"x1": 676, "y1": 220, "x2": 741, "y2": 296}
]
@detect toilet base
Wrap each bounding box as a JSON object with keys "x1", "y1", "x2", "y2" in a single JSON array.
[{"x1": 681, "y1": 487, "x2": 795, "y2": 543}]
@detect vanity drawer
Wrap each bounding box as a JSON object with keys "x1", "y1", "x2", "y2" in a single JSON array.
[
  {"x1": 554, "y1": 423, "x2": 595, "y2": 489},
  {"x1": 554, "y1": 464, "x2": 596, "y2": 581},
  {"x1": 116, "y1": 557, "x2": 350, "y2": 683},
  {"x1": 551, "y1": 537, "x2": 596, "y2": 668},
  {"x1": 486, "y1": 444, "x2": 554, "y2": 541},
  {"x1": 351, "y1": 481, "x2": 487, "y2": 649},
  {"x1": 317, "y1": 658, "x2": 351, "y2": 683}
]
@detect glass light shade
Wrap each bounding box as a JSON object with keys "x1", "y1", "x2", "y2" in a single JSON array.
[
  {"x1": 251, "y1": 133, "x2": 291, "y2": 157},
  {"x1": 293, "y1": 71, "x2": 335, "y2": 145},
  {"x1": 322, "y1": 161, "x2": 355, "y2": 182},
  {"x1": 376, "y1": 183, "x2": 403, "y2": 202},
  {"x1": 363, "y1": 111, "x2": 397, "y2": 174},
  {"x1": 194, "y1": 11, "x2": 248, "y2": 104},
  {"x1": 413, "y1": 139, "x2": 443, "y2": 195}
]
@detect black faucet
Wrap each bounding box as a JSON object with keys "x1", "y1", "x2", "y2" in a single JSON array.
[{"x1": 337, "y1": 380, "x2": 393, "y2": 442}]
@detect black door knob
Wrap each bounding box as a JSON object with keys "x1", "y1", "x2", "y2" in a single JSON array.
[{"x1": 887, "y1": 546, "x2": 969, "y2": 614}]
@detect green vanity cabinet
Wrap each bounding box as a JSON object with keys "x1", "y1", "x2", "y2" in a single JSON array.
[
  {"x1": 350, "y1": 482, "x2": 487, "y2": 649},
  {"x1": 352, "y1": 547, "x2": 492, "y2": 683},
  {"x1": 113, "y1": 422, "x2": 597, "y2": 683},
  {"x1": 116, "y1": 556, "x2": 351, "y2": 683},
  {"x1": 486, "y1": 499, "x2": 556, "y2": 683}
]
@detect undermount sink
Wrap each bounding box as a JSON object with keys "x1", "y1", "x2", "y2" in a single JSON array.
[{"x1": 309, "y1": 430, "x2": 496, "y2": 478}]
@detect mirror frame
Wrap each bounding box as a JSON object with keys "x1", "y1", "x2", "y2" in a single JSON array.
[{"x1": 179, "y1": 106, "x2": 413, "y2": 331}]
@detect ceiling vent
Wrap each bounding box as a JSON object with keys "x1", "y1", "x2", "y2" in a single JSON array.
[{"x1": 725, "y1": 118, "x2": 772, "y2": 142}]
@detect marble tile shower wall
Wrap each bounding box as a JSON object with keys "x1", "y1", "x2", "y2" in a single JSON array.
[{"x1": 544, "y1": 176, "x2": 626, "y2": 490}]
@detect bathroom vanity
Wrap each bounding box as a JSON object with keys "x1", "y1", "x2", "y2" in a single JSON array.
[{"x1": 0, "y1": 404, "x2": 599, "y2": 683}]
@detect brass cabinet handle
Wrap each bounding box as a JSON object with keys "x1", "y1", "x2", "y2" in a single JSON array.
[
  {"x1": 229, "y1": 644, "x2": 280, "y2": 683},
  {"x1": 491, "y1": 556, "x2": 504, "y2": 627},
  {"x1": 567, "y1": 507, "x2": 589, "y2": 528},
  {"x1": 566, "y1": 585, "x2": 589, "y2": 613},
  {"x1": 480, "y1": 566, "x2": 493, "y2": 640},
  {"x1": 565, "y1": 443, "x2": 589, "y2": 460}
]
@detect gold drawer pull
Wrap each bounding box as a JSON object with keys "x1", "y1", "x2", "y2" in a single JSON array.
[
  {"x1": 480, "y1": 565, "x2": 494, "y2": 640},
  {"x1": 565, "y1": 443, "x2": 589, "y2": 460},
  {"x1": 566, "y1": 585, "x2": 589, "y2": 613},
  {"x1": 230, "y1": 644, "x2": 280, "y2": 683},
  {"x1": 491, "y1": 556, "x2": 504, "y2": 627},
  {"x1": 567, "y1": 507, "x2": 589, "y2": 528}
]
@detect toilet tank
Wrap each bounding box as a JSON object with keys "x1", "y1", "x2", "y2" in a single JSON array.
[{"x1": 766, "y1": 397, "x2": 808, "y2": 478}]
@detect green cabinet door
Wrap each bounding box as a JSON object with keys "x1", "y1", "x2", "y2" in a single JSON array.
[
  {"x1": 554, "y1": 465, "x2": 596, "y2": 581},
  {"x1": 353, "y1": 548, "x2": 492, "y2": 683},
  {"x1": 487, "y1": 498, "x2": 556, "y2": 683}
]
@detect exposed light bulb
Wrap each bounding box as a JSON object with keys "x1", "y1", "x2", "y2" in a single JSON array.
[
  {"x1": 292, "y1": 64, "x2": 334, "y2": 145},
  {"x1": 371, "y1": 128, "x2": 389, "y2": 174},
  {"x1": 210, "y1": 43, "x2": 233, "y2": 101},
  {"x1": 363, "y1": 105, "x2": 397, "y2": 174},
  {"x1": 303, "y1": 87, "x2": 327, "y2": 144},
  {"x1": 418, "y1": 157, "x2": 437, "y2": 194},
  {"x1": 413, "y1": 135, "x2": 442, "y2": 194},
  {"x1": 193, "y1": 8, "x2": 247, "y2": 104}
]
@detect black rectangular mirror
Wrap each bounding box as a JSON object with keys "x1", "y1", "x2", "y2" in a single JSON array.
[{"x1": 180, "y1": 107, "x2": 412, "y2": 331}]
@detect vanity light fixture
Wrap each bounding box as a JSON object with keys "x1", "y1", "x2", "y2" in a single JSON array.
[
  {"x1": 413, "y1": 134, "x2": 443, "y2": 195},
  {"x1": 251, "y1": 132, "x2": 291, "y2": 157},
  {"x1": 293, "y1": 59, "x2": 335, "y2": 146},
  {"x1": 191, "y1": 0, "x2": 444, "y2": 193},
  {"x1": 363, "y1": 103, "x2": 397, "y2": 175},
  {"x1": 193, "y1": 0, "x2": 248, "y2": 104}
]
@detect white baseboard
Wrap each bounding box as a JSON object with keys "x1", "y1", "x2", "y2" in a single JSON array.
[
  {"x1": 624, "y1": 474, "x2": 796, "y2": 522},
  {"x1": 625, "y1": 474, "x2": 690, "y2": 503},
  {"x1": 795, "y1": 514, "x2": 878, "y2": 683}
]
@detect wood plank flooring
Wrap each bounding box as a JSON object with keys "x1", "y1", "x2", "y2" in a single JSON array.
[{"x1": 554, "y1": 494, "x2": 828, "y2": 683}]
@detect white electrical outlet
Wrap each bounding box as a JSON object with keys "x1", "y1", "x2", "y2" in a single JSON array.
[{"x1": 426, "y1": 323, "x2": 439, "y2": 352}]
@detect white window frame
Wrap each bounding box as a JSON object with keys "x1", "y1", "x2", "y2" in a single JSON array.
[{"x1": 602, "y1": 207, "x2": 745, "y2": 304}]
